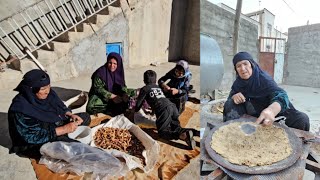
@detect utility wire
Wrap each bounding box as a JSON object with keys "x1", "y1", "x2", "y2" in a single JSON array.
[{"x1": 281, "y1": 0, "x2": 295, "y2": 13}]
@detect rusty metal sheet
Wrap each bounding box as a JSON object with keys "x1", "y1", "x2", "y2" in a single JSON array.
[
  {"x1": 259, "y1": 52, "x2": 275, "y2": 78},
  {"x1": 205, "y1": 117, "x2": 303, "y2": 174}
]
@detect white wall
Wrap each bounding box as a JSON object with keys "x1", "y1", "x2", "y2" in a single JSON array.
[{"x1": 127, "y1": 0, "x2": 172, "y2": 67}]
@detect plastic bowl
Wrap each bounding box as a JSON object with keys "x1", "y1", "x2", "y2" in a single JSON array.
[{"x1": 68, "y1": 126, "x2": 92, "y2": 144}]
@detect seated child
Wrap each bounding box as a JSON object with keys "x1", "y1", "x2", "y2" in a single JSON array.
[
  {"x1": 158, "y1": 60, "x2": 193, "y2": 114},
  {"x1": 135, "y1": 70, "x2": 195, "y2": 150}
]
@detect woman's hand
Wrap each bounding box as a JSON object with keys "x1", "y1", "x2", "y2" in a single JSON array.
[
  {"x1": 170, "y1": 88, "x2": 179, "y2": 95},
  {"x1": 256, "y1": 102, "x2": 281, "y2": 126},
  {"x1": 256, "y1": 108, "x2": 275, "y2": 126},
  {"x1": 64, "y1": 122, "x2": 79, "y2": 133},
  {"x1": 122, "y1": 94, "x2": 129, "y2": 102},
  {"x1": 70, "y1": 114, "x2": 83, "y2": 125},
  {"x1": 111, "y1": 94, "x2": 123, "y2": 103},
  {"x1": 55, "y1": 121, "x2": 78, "y2": 135},
  {"x1": 162, "y1": 84, "x2": 171, "y2": 92},
  {"x1": 232, "y1": 92, "x2": 246, "y2": 104},
  {"x1": 66, "y1": 112, "x2": 83, "y2": 125}
]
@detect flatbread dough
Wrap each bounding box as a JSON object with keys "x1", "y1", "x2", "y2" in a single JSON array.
[{"x1": 211, "y1": 122, "x2": 292, "y2": 167}]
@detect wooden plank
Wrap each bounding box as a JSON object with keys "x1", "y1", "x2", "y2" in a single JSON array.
[
  {"x1": 306, "y1": 159, "x2": 320, "y2": 172},
  {"x1": 207, "y1": 168, "x2": 226, "y2": 180},
  {"x1": 89, "y1": 113, "x2": 112, "y2": 127},
  {"x1": 310, "y1": 150, "x2": 320, "y2": 163}
]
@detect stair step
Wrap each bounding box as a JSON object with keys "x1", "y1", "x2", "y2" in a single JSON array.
[
  {"x1": 54, "y1": 32, "x2": 70, "y2": 42},
  {"x1": 110, "y1": 0, "x2": 121, "y2": 7},
  {"x1": 87, "y1": 15, "x2": 98, "y2": 24},
  {"x1": 0, "y1": 68, "x2": 24, "y2": 89},
  {"x1": 97, "y1": 6, "x2": 109, "y2": 15},
  {"x1": 108, "y1": 6, "x2": 122, "y2": 16},
  {"x1": 0, "y1": 59, "x2": 39, "y2": 89},
  {"x1": 67, "y1": 23, "x2": 98, "y2": 46},
  {"x1": 36, "y1": 49, "x2": 58, "y2": 65},
  {"x1": 96, "y1": 14, "x2": 111, "y2": 27},
  {"x1": 50, "y1": 42, "x2": 72, "y2": 57},
  {"x1": 68, "y1": 23, "x2": 84, "y2": 32},
  {"x1": 40, "y1": 42, "x2": 54, "y2": 51}
]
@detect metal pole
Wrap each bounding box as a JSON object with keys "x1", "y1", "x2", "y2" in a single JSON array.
[
  {"x1": 8, "y1": 19, "x2": 32, "y2": 51},
  {"x1": 58, "y1": 0, "x2": 75, "y2": 25},
  {"x1": 20, "y1": 13, "x2": 44, "y2": 43},
  {"x1": 45, "y1": 0, "x2": 66, "y2": 30},
  {"x1": 63, "y1": 0, "x2": 78, "y2": 23},
  {"x1": 48, "y1": 0, "x2": 68, "y2": 28},
  {"x1": 95, "y1": 0, "x2": 102, "y2": 9},
  {"x1": 84, "y1": 0, "x2": 93, "y2": 14},
  {"x1": 12, "y1": 18, "x2": 36, "y2": 49},
  {"x1": 74, "y1": 0, "x2": 86, "y2": 18},
  {"x1": 71, "y1": 0, "x2": 84, "y2": 20},
  {"x1": 0, "y1": 27, "x2": 21, "y2": 57},
  {"x1": 34, "y1": 5, "x2": 57, "y2": 35},
  {"x1": 87, "y1": 0, "x2": 96, "y2": 13},
  {"x1": 27, "y1": 8, "x2": 51, "y2": 39}
]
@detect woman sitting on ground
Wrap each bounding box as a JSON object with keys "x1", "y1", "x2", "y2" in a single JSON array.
[
  {"x1": 8, "y1": 69, "x2": 91, "y2": 158},
  {"x1": 86, "y1": 52, "x2": 135, "y2": 116},
  {"x1": 223, "y1": 52, "x2": 310, "y2": 131}
]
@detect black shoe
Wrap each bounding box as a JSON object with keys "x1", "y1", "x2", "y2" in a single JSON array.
[
  {"x1": 188, "y1": 85, "x2": 195, "y2": 94},
  {"x1": 185, "y1": 130, "x2": 196, "y2": 150}
]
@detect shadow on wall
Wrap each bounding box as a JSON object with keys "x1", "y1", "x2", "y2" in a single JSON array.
[
  {"x1": 51, "y1": 87, "x2": 88, "y2": 101},
  {"x1": 0, "y1": 112, "x2": 11, "y2": 149}
]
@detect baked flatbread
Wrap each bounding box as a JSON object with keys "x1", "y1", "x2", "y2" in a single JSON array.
[{"x1": 211, "y1": 122, "x2": 292, "y2": 167}]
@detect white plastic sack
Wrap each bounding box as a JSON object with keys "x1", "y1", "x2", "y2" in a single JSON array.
[
  {"x1": 39, "y1": 141, "x2": 124, "y2": 179},
  {"x1": 133, "y1": 108, "x2": 157, "y2": 128},
  {"x1": 90, "y1": 114, "x2": 160, "y2": 174}
]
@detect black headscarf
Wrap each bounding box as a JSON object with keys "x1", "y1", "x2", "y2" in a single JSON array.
[
  {"x1": 9, "y1": 69, "x2": 69, "y2": 123},
  {"x1": 231, "y1": 52, "x2": 283, "y2": 99},
  {"x1": 92, "y1": 52, "x2": 126, "y2": 93}
]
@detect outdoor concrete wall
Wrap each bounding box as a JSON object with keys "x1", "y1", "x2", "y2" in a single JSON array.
[
  {"x1": 73, "y1": 13, "x2": 128, "y2": 72},
  {"x1": 0, "y1": 0, "x2": 181, "y2": 89},
  {"x1": 168, "y1": 0, "x2": 200, "y2": 65},
  {"x1": 127, "y1": 0, "x2": 172, "y2": 67},
  {"x1": 182, "y1": 0, "x2": 200, "y2": 65},
  {"x1": 284, "y1": 24, "x2": 320, "y2": 88},
  {"x1": 200, "y1": 0, "x2": 258, "y2": 91},
  {"x1": 0, "y1": 0, "x2": 40, "y2": 20},
  {"x1": 168, "y1": 0, "x2": 188, "y2": 62},
  {"x1": 261, "y1": 9, "x2": 275, "y2": 37},
  {"x1": 48, "y1": 12, "x2": 128, "y2": 81}
]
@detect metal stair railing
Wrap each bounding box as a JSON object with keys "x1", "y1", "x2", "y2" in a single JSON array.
[{"x1": 0, "y1": 0, "x2": 118, "y2": 63}]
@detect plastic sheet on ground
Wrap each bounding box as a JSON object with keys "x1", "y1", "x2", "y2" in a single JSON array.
[{"x1": 39, "y1": 141, "x2": 124, "y2": 179}]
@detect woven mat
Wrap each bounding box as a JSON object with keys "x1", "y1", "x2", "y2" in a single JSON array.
[{"x1": 30, "y1": 106, "x2": 200, "y2": 179}]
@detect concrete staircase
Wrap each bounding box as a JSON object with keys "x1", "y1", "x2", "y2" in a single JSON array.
[{"x1": 0, "y1": 2, "x2": 122, "y2": 90}]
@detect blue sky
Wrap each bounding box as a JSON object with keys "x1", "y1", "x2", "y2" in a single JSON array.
[{"x1": 207, "y1": 0, "x2": 320, "y2": 32}]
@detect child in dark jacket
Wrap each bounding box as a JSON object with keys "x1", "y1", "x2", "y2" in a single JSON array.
[
  {"x1": 135, "y1": 70, "x2": 195, "y2": 150},
  {"x1": 158, "y1": 60, "x2": 193, "y2": 114}
]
